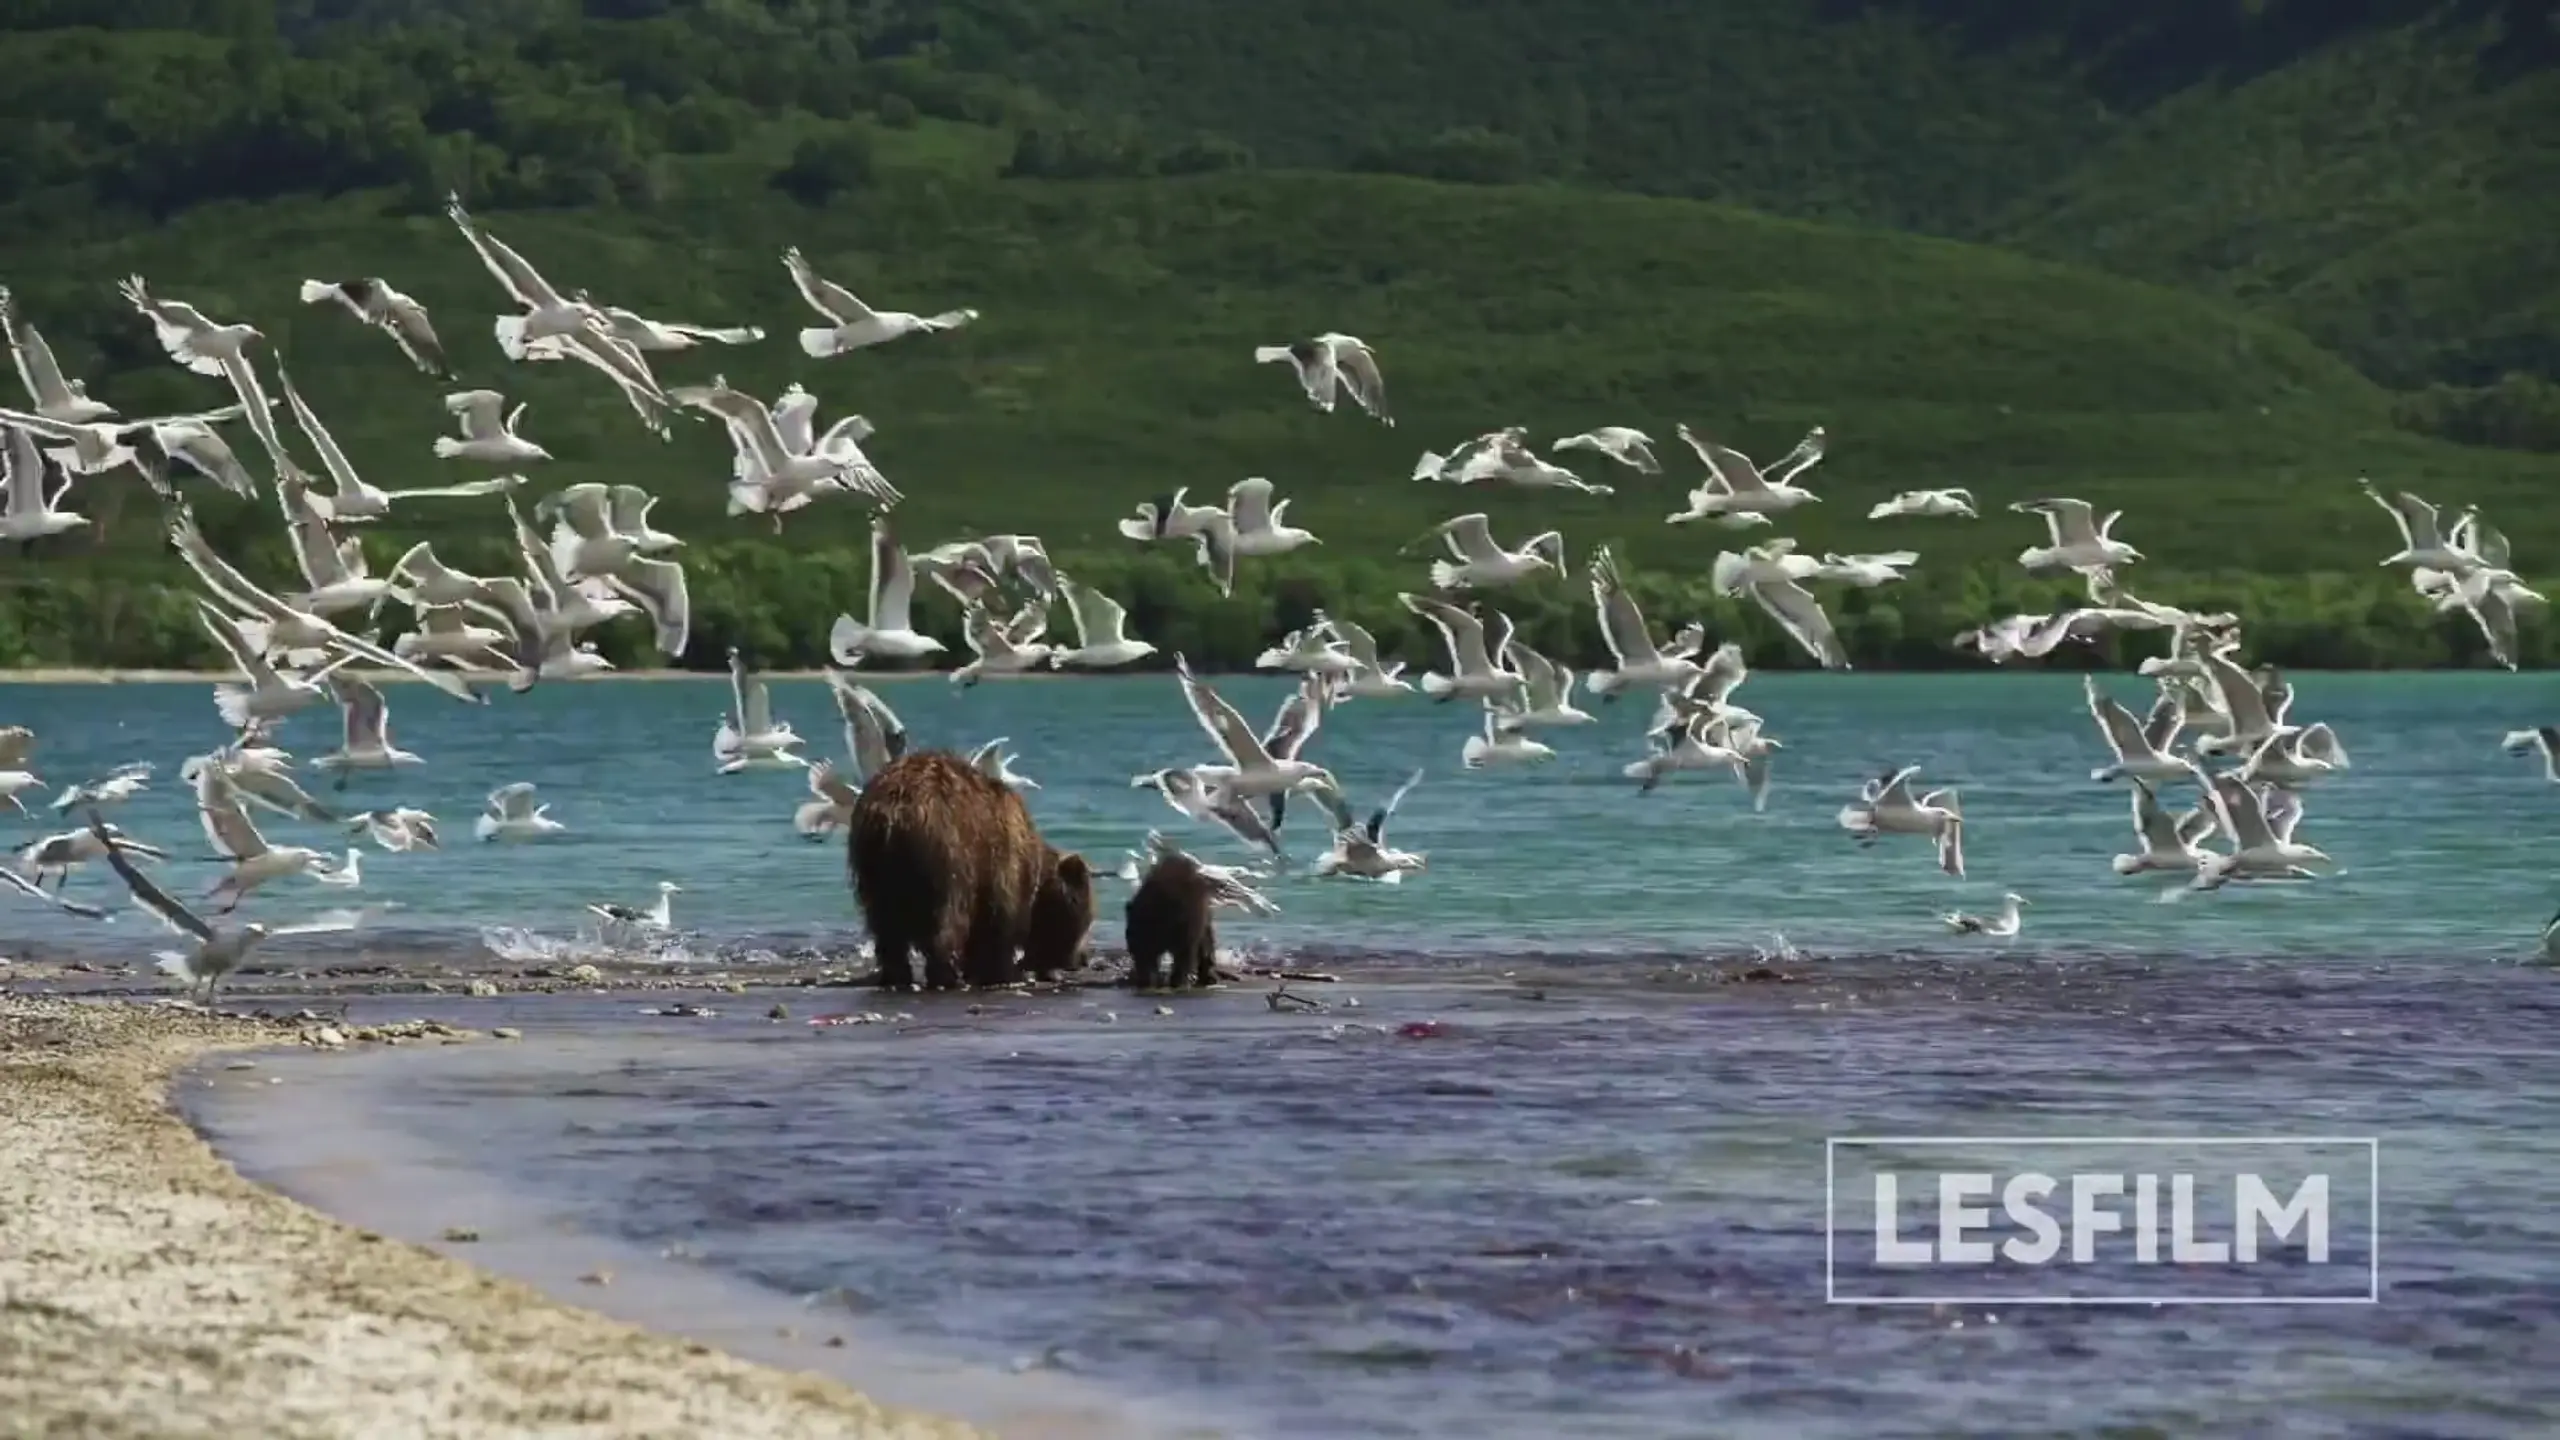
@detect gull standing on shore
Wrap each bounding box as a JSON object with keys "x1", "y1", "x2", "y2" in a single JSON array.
[{"x1": 88, "y1": 810, "x2": 356, "y2": 1003}]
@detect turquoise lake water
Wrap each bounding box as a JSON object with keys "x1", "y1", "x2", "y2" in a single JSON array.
[
  {"x1": 20, "y1": 670, "x2": 2560, "y2": 1437},
  {"x1": 4, "y1": 671, "x2": 2556, "y2": 961}
]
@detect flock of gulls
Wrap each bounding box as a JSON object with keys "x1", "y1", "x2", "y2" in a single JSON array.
[{"x1": 0, "y1": 197, "x2": 2554, "y2": 994}]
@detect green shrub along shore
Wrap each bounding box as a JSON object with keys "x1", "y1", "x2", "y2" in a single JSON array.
[{"x1": 0, "y1": 4, "x2": 2549, "y2": 674}]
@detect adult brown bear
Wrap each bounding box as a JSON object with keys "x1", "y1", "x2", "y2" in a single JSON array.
[
  {"x1": 848, "y1": 750, "x2": 1088, "y2": 990},
  {"x1": 1125, "y1": 853, "x2": 1220, "y2": 990}
]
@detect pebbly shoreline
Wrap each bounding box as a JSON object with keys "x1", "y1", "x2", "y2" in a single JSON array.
[{"x1": 0, "y1": 994, "x2": 983, "y2": 1440}]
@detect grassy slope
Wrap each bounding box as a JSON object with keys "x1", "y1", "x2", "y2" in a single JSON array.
[
  {"x1": 954, "y1": 0, "x2": 2108, "y2": 231},
  {"x1": 0, "y1": 118, "x2": 2545, "y2": 671},
  {"x1": 1994, "y1": 20, "x2": 2560, "y2": 389}
]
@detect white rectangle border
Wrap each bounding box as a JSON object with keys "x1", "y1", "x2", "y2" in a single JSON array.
[{"x1": 1823, "y1": 1135, "x2": 2380, "y2": 1306}]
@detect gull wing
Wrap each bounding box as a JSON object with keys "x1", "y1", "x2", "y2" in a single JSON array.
[
  {"x1": 1325, "y1": 335, "x2": 1390, "y2": 423},
  {"x1": 195, "y1": 764, "x2": 269, "y2": 861},
  {"x1": 3, "y1": 288, "x2": 87, "y2": 412},
  {"x1": 486, "y1": 781, "x2": 538, "y2": 820},
  {"x1": 1058, "y1": 574, "x2": 1130, "y2": 647},
  {"x1": 275, "y1": 362, "x2": 363, "y2": 498},
  {"x1": 1174, "y1": 654, "x2": 1273, "y2": 767},
  {"x1": 869, "y1": 519, "x2": 918, "y2": 631},
  {"x1": 1369, "y1": 768, "x2": 1424, "y2": 843},
  {"x1": 1399, "y1": 593, "x2": 1495, "y2": 674},
  {"x1": 446, "y1": 196, "x2": 566, "y2": 308},
  {"x1": 782, "y1": 246, "x2": 876, "y2": 325},
  {"x1": 88, "y1": 807, "x2": 215, "y2": 941},
  {"x1": 334, "y1": 675, "x2": 389, "y2": 750},
  {"x1": 1437, "y1": 513, "x2": 1500, "y2": 564},
  {"x1": 1260, "y1": 675, "x2": 1326, "y2": 762},
  {"x1": 2206, "y1": 773, "x2": 2278, "y2": 850},
  {"x1": 2, "y1": 862, "x2": 110, "y2": 920},
  {"x1": 1749, "y1": 580, "x2": 1848, "y2": 670},
  {"x1": 1589, "y1": 549, "x2": 1661, "y2": 668},
  {"x1": 1229, "y1": 477, "x2": 1276, "y2": 534},
  {"x1": 2082, "y1": 675, "x2": 2152, "y2": 758}
]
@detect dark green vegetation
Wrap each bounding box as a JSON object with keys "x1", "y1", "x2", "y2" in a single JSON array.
[{"x1": 0, "y1": 2, "x2": 2550, "y2": 673}]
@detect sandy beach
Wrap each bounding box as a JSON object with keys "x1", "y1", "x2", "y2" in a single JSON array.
[{"x1": 0, "y1": 994, "x2": 982, "y2": 1440}]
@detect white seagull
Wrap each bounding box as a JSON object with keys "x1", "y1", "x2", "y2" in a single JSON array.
[
  {"x1": 2501, "y1": 726, "x2": 2560, "y2": 783},
  {"x1": 829, "y1": 518, "x2": 946, "y2": 663},
  {"x1": 1552, "y1": 427, "x2": 1661, "y2": 473},
  {"x1": 1942, "y1": 893, "x2": 2027, "y2": 937},
  {"x1": 1838, "y1": 765, "x2": 1966, "y2": 878},
  {"x1": 1116, "y1": 486, "x2": 1226, "y2": 545},
  {"x1": 2358, "y1": 479, "x2": 2492, "y2": 577},
  {"x1": 2083, "y1": 675, "x2": 2202, "y2": 785},
  {"x1": 1172, "y1": 655, "x2": 1337, "y2": 801},
  {"x1": 715, "y1": 648, "x2": 808, "y2": 773},
  {"x1": 1399, "y1": 594, "x2": 1529, "y2": 707},
  {"x1": 583, "y1": 304, "x2": 763, "y2": 353},
  {"x1": 1311, "y1": 770, "x2": 1428, "y2": 881},
  {"x1": 1667, "y1": 425, "x2": 1823, "y2": 524},
  {"x1": 1253, "y1": 333, "x2": 1391, "y2": 425},
  {"x1": 2191, "y1": 774, "x2": 2330, "y2": 893},
  {"x1": 671, "y1": 373, "x2": 898, "y2": 510},
  {"x1": 311, "y1": 677, "x2": 423, "y2": 789},
  {"x1": 1495, "y1": 637, "x2": 1594, "y2": 729},
  {"x1": 194, "y1": 764, "x2": 339, "y2": 913},
  {"x1": 1625, "y1": 714, "x2": 1743, "y2": 795},
  {"x1": 1130, "y1": 767, "x2": 1282, "y2": 857},
  {"x1": 1461, "y1": 710, "x2": 1555, "y2": 769},
  {"x1": 1869, "y1": 488, "x2": 1977, "y2": 520},
  {"x1": 433, "y1": 390, "x2": 551, "y2": 464},
  {"x1": 1321, "y1": 612, "x2": 1413, "y2": 698},
  {"x1": 793, "y1": 760, "x2": 866, "y2": 840},
  {"x1": 50, "y1": 761, "x2": 153, "y2": 815},
  {"x1": 277, "y1": 363, "x2": 514, "y2": 520},
  {"x1": 784, "y1": 245, "x2": 977, "y2": 356},
  {"x1": 1047, "y1": 574, "x2": 1157, "y2": 669},
  {"x1": 474, "y1": 782, "x2": 565, "y2": 843},
  {"x1": 953, "y1": 601, "x2": 1054, "y2": 686},
  {"x1": 2012, "y1": 498, "x2": 2142, "y2": 574},
  {"x1": 1586, "y1": 546, "x2": 1706, "y2": 698},
  {"x1": 0, "y1": 422, "x2": 86, "y2": 543},
  {"x1": 589, "y1": 881, "x2": 680, "y2": 941},
  {"x1": 2113, "y1": 779, "x2": 2218, "y2": 877},
  {"x1": 1419, "y1": 512, "x2": 1564, "y2": 590},
  {"x1": 299, "y1": 277, "x2": 450, "y2": 376},
  {"x1": 1812, "y1": 551, "x2": 1920, "y2": 588},
  {"x1": 968, "y1": 737, "x2": 1039, "y2": 791},
  {"x1": 88, "y1": 809, "x2": 356, "y2": 1003},
  {"x1": 829, "y1": 671, "x2": 908, "y2": 781},
  {"x1": 2, "y1": 285, "x2": 116, "y2": 423},
  {"x1": 115, "y1": 274, "x2": 307, "y2": 485}
]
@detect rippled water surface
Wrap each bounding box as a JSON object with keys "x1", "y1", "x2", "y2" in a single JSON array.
[{"x1": 20, "y1": 672, "x2": 2560, "y2": 1435}]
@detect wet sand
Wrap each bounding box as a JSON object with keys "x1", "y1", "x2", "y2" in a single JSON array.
[{"x1": 0, "y1": 993, "x2": 981, "y2": 1439}]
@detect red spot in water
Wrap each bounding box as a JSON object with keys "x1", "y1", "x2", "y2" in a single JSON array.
[{"x1": 1398, "y1": 1020, "x2": 1449, "y2": 1039}]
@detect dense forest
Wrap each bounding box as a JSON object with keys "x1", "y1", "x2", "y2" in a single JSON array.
[{"x1": 0, "y1": 1, "x2": 2549, "y2": 671}]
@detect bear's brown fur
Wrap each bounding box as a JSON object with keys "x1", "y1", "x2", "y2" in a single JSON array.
[
  {"x1": 848, "y1": 750, "x2": 1048, "y2": 990},
  {"x1": 1125, "y1": 853, "x2": 1220, "y2": 990},
  {"x1": 1022, "y1": 846, "x2": 1097, "y2": 980}
]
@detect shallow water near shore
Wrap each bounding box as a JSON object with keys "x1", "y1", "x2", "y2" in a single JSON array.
[
  {"x1": 190, "y1": 963, "x2": 2560, "y2": 1438},
  {"x1": 19, "y1": 670, "x2": 2560, "y2": 1433}
]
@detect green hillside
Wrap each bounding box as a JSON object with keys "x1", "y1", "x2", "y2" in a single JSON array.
[{"x1": 0, "y1": 3, "x2": 2548, "y2": 673}]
